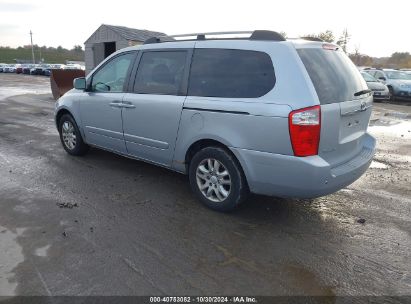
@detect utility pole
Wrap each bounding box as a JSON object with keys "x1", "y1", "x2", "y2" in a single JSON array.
[{"x1": 30, "y1": 30, "x2": 35, "y2": 64}]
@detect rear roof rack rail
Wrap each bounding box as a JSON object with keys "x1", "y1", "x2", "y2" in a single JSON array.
[{"x1": 143, "y1": 30, "x2": 286, "y2": 44}]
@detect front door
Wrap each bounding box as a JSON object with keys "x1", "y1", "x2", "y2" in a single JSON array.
[
  {"x1": 80, "y1": 52, "x2": 136, "y2": 154},
  {"x1": 122, "y1": 49, "x2": 191, "y2": 166}
]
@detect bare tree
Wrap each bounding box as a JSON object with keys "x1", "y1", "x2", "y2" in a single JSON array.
[{"x1": 336, "y1": 29, "x2": 350, "y2": 52}]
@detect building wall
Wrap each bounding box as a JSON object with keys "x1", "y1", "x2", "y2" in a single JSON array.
[
  {"x1": 84, "y1": 25, "x2": 127, "y2": 74},
  {"x1": 84, "y1": 44, "x2": 94, "y2": 75},
  {"x1": 84, "y1": 25, "x2": 146, "y2": 75}
]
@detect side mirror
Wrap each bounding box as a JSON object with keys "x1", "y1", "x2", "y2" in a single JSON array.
[{"x1": 73, "y1": 77, "x2": 86, "y2": 90}]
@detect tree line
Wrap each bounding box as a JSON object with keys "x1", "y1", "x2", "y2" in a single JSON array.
[
  {"x1": 0, "y1": 45, "x2": 84, "y2": 63},
  {"x1": 2, "y1": 36, "x2": 410, "y2": 68},
  {"x1": 282, "y1": 29, "x2": 411, "y2": 69}
]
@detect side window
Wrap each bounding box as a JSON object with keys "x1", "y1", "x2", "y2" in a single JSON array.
[
  {"x1": 188, "y1": 49, "x2": 275, "y2": 98},
  {"x1": 91, "y1": 52, "x2": 135, "y2": 93},
  {"x1": 134, "y1": 51, "x2": 187, "y2": 95},
  {"x1": 375, "y1": 71, "x2": 384, "y2": 80}
]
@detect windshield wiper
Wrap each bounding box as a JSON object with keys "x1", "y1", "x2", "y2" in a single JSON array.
[{"x1": 354, "y1": 89, "x2": 372, "y2": 97}]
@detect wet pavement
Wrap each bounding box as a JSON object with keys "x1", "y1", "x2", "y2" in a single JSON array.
[{"x1": 0, "y1": 74, "x2": 410, "y2": 297}]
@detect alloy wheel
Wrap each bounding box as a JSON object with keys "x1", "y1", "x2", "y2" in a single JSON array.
[{"x1": 196, "y1": 158, "x2": 231, "y2": 203}]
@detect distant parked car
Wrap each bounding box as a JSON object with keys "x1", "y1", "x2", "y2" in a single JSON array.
[
  {"x1": 19, "y1": 65, "x2": 28, "y2": 74},
  {"x1": 43, "y1": 69, "x2": 52, "y2": 76},
  {"x1": 403, "y1": 71, "x2": 411, "y2": 80},
  {"x1": 361, "y1": 72, "x2": 390, "y2": 101},
  {"x1": 365, "y1": 69, "x2": 411, "y2": 100},
  {"x1": 51, "y1": 64, "x2": 66, "y2": 70},
  {"x1": 15, "y1": 64, "x2": 23, "y2": 74},
  {"x1": 0, "y1": 63, "x2": 6, "y2": 73},
  {"x1": 4, "y1": 65, "x2": 16, "y2": 73},
  {"x1": 30, "y1": 65, "x2": 45, "y2": 75},
  {"x1": 22, "y1": 65, "x2": 32, "y2": 74},
  {"x1": 64, "y1": 64, "x2": 85, "y2": 70},
  {"x1": 22, "y1": 64, "x2": 36, "y2": 74}
]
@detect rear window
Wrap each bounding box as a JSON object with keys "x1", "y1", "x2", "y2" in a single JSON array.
[
  {"x1": 188, "y1": 49, "x2": 275, "y2": 98},
  {"x1": 297, "y1": 48, "x2": 368, "y2": 104}
]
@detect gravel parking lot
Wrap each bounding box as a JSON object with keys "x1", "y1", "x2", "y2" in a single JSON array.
[{"x1": 0, "y1": 74, "x2": 410, "y2": 298}]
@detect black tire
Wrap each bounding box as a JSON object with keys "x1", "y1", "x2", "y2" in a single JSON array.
[
  {"x1": 188, "y1": 147, "x2": 249, "y2": 212},
  {"x1": 58, "y1": 114, "x2": 89, "y2": 156},
  {"x1": 388, "y1": 87, "x2": 396, "y2": 101}
]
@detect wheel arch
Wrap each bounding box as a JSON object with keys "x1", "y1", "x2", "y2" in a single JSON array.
[
  {"x1": 55, "y1": 108, "x2": 73, "y2": 128},
  {"x1": 184, "y1": 138, "x2": 249, "y2": 188},
  {"x1": 55, "y1": 108, "x2": 84, "y2": 136}
]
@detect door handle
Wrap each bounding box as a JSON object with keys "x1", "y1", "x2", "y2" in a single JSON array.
[
  {"x1": 122, "y1": 101, "x2": 136, "y2": 109},
  {"x1": 109, "y1": 100, "x2": 123, "y2": 108},
  {"x1": 122, "y1": 104, "x2": 136, "y2": 109}
]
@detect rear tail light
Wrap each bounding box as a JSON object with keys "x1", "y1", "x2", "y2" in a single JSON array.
[{"x1": 288, "y1": 105, "x2": 321, "y2": 157}]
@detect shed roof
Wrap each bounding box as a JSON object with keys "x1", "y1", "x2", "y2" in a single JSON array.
[{"x1": 87, "y1": 24, "x2": 166, "y2": 43}]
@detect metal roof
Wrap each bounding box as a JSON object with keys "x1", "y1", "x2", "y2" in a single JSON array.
[{"x1": 103, "y1": 24, "x2": 166, "y2": 42}]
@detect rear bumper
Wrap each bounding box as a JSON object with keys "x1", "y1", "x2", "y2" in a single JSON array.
[
  {"x1": 372, "y1": 92, "x2": 390, "y2": 100},
  {"x1": 230, "y1": 133, "x2": 376, "y2": 198}
]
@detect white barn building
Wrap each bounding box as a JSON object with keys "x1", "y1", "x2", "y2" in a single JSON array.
[{"x1": 84, "y1": 24, "x2": 166, "y2": 74}]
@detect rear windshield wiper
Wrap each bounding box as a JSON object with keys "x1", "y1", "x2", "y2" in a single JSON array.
[{"x1": 354, "y1": 89, "x2": 372, "y2": 97}]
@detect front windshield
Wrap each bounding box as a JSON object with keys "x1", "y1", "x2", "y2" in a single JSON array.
[
  {"x1": 386, "y1": 71, "x2": 410, "y2": 80},
  {"x1": 361, "y1": 72, "x2": 376, "y2": 82}
]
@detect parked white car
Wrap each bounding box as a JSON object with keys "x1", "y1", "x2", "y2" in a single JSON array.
[
  {"x1": 4, "y1": 65, "x2": 16, "y2": 73},
  {"x1": 361, "y1": 72, "x2": 390, "y2": 101}
]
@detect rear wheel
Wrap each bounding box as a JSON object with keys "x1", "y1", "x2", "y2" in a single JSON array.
[
  {"x1": 58, "y1": 114, "x2": 89, "y2": 156},
  {"x1": 189, "y1": 147, "x2": 249, "y2": 212}
]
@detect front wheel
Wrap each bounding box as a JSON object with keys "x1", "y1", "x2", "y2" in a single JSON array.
[
  {"x1": 58, "y1": 114, "x2": 89, "y2": 156},
  {"x1": 189, "y1": 147, "x2": 249, "y2": 212}
]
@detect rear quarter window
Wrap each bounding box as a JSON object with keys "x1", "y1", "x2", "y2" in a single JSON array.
[
  {"x1": 188, "y1": 49, "x2": 275, "y2": 98},
  {"x1": 297, "y1": 48, "x2": 368, "y2": 104}
]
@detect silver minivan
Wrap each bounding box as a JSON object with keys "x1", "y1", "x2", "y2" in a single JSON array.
[{"x1": 55, "y1": 31, "x2": 376, "y2": 211}]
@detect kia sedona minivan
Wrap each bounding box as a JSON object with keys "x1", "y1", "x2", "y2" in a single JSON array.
[{"x1": 55, "y1": 30, "x2": 376, "y2": 211}]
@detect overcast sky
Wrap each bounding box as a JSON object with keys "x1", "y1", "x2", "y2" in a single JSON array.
[{"x1": 0, "y1": 0, "x2": 410, "y2": 57}]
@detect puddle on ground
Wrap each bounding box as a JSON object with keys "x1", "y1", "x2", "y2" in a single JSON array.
[
  {"x1": 0, "y1": 87, "x2": 51, "y2": 100},
  {"x1": 369, "y1": 119, "x2": 401, "y2": 127},
  {"x1": 369, "y1": 120, "x2": 411, "y2": 139},
  {"x1": 35, "y1": 245, "x2": 50, "y2": 257},
  {"x1": 370, "y1": 160, "x2": 390, "y2": 169},
  {"x1": 0, "y1": 226, "x2": 25, "y2": 296}
]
